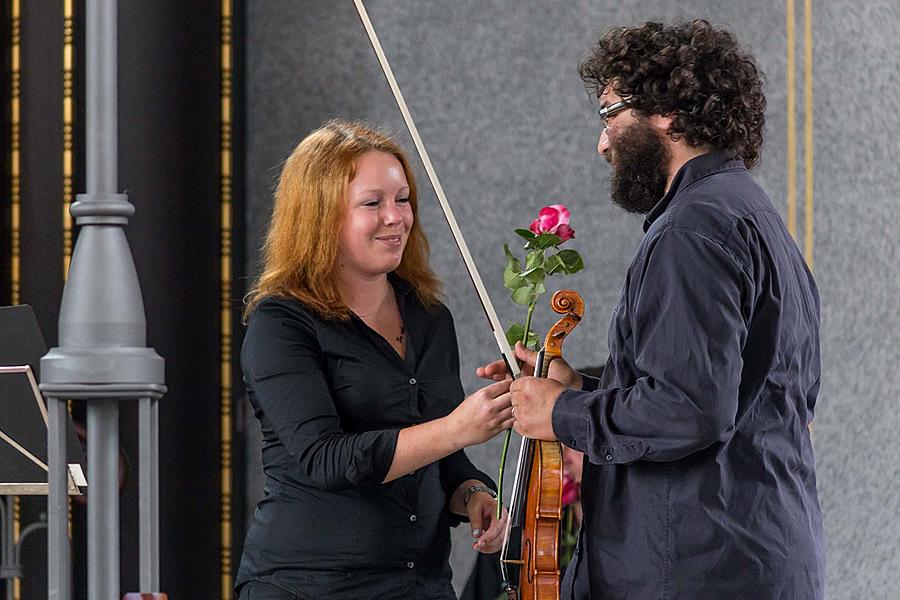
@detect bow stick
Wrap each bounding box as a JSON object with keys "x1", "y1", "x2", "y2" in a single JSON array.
[{"x1": 352, "y1": 0, "x2": 520, "y2": 379}]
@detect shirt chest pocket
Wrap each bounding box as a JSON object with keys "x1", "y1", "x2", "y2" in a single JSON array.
[{"x1": 326, "y1": 356, "x2": 417, "y2": 427}]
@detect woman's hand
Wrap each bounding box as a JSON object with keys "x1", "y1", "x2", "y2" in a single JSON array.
[
  {"x1": 446, "y1": 379, "x2": 514, "y2": 447},
  {"x1": 466, "y1": 490, "x2": 509, "y2": 554},
  {"x1": 476, "y1": 341, "x2": 582, "y2": 390}
]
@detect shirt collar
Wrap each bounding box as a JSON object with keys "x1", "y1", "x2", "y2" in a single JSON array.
[{"x1": 643, "y1": 150, "x2": 745, "y2": 231}]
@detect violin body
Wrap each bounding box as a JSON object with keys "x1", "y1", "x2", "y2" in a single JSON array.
[
  {"x1": 503, "y1": 290, "x2": 584, "y2": 600},
  {"x1": 518, "y1": 439, "x2": 563, "y2": 599}
]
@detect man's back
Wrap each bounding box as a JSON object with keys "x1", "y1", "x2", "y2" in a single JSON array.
[{"x1": 560, "y1": 151, "x2": 824, "y2": 599}]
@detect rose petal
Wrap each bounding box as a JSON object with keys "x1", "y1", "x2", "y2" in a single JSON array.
[
  {"x1": 548, "y1": 204, "x2": 570, "y2": 226},
  {"x1": 529, "y1": 218, "x2": 542, "y2": 235},
  {"x1": 556, "y1": 224, "x2": 575, "y2": 241},
  {"x1": 538, "y1": 206, "x2": 561, "y2": 233}
]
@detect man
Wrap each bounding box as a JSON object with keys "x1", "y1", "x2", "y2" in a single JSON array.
[{"x1": 479, "y1": 20, "x2": 824, "y2": 599}]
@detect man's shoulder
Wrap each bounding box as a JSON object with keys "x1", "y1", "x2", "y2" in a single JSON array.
[{"x1": 657, "y1": 168, "x2": 777, "y2": 245}]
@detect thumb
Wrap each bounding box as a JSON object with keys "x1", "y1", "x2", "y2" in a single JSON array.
[{"x1": 515, "y1": 341, "x2": 536, "y2": 364}]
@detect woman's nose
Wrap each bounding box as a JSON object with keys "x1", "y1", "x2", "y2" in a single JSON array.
[{"x1": 381, "y1": 201, "x2": 402, "y2": 224}]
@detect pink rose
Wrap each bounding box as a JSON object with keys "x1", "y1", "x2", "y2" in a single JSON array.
[
  {"x1": 561, "y1": 474, "x2": 580, "y2": 507},
  {"x1": 555, "y1": 224, "x2": 575, "y2": 241},
  {"x1": 529, "y1": 204, "x2": 573, "y2": 240}
]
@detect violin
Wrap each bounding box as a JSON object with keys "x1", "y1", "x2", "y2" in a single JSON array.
[{"x1": 500, "y1": 290, "x2": 584, "y2": 600}]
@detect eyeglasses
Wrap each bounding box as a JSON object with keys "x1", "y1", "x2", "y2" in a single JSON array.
[{"x1": 597, "y1": 99, "x2": 631, "y2": 128}]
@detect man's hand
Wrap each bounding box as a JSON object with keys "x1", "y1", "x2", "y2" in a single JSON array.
[
  {"x1": 510, "y1": 376, "x2": 565, "y2": 440},
  {"x1": 476, "y1": 341, "x2": 583, "y2": 390}
]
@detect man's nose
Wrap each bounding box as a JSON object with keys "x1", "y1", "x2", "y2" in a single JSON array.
[{"x1": 597, "y1": 127, "x2": 611, "y2": 156}]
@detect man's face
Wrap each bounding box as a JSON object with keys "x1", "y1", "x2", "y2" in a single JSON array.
[{"x1": 597, "y1": 88, "x2": 670, "y2": 215}]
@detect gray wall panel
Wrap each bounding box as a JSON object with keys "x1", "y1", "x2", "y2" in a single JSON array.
[
  {"x1": 246, "y1": 1, "x2": 899, "y2": 596},
  {"x1": 812, "y1": 1, "x2": 900, "y2": 597}
]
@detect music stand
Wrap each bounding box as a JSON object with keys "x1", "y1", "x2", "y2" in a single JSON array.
[{"x1": 0, "y1": 305, "x2": 87, "y2": 589}]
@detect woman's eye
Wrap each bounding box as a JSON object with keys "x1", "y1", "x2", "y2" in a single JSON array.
[
  {"x1": 363, "y1": 200, "x2": 380, "y2": 207},
  {"x1": 397, "y1": 197, "x2": 410, "y2": 204}
]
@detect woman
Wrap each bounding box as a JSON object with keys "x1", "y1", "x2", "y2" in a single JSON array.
[{"x1": 236, "y1": 120, "x2": 513, "y2": 600}]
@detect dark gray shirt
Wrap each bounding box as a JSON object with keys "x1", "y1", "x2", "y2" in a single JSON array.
[
  {"x1": 236, "y1": 276, "x2": 493, "y2": 599},
  {"x1": 552, "y1": 151, "x2": 825, "y2": 599}
]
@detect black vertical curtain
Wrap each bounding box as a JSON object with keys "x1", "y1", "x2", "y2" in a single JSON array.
[{"x1": 0, "y1": 1, "x2": 247, "y2": 597}]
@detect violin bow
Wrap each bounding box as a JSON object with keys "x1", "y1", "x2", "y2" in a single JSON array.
[{"x1": 352, "y1": 0, "x2": 520, "y2": 379}]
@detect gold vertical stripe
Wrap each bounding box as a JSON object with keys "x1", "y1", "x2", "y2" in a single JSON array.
[
  {"x1": 786, "y1": 0, "x2": 797, "y2": 239},
  {"x1": 63, "y1": 0, "x2": 75, "y2": 276},
  {"x1": 11, "y1": 0, "x2": 21, "y2": 305},
  {"x1": 10, "y1": 2, "x2": 22, "y2": 598},
  {"x1": 64, "y1": 0, "x2": 76, "y2": 541},
  {"x1": 803, "y1": 0, "x2": 814, "y2": 268},
  {"x1": 220, "y1": 1, "x2": 234, "y2": 598}
]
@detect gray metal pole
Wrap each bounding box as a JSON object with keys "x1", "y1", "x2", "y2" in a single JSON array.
[
  {"x1": 86, "y1": 0, "x2": 117, "y2": 195},
  {"x1": 87, "y1": 400, "x2": 119, "y2": 600},
  {"x1": 41, "y1": 0, "x2": 166, "y2": 598},
  {"x1": 46, "y1": 398, "x2": 70, "y2": 600}
]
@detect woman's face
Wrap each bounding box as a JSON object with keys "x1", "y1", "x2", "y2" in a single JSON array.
[{"x1": 337, "y1": 151, "x2": 413, "y2": 280}]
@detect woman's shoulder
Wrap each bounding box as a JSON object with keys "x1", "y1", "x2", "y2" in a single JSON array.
[{"x1": 245, "y1": 295, "x2": 325, "y2": 336}]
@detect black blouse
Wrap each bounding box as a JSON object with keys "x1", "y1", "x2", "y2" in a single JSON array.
[{"x1": 235, "y1": 275, "x2": 494, "y2": 599}]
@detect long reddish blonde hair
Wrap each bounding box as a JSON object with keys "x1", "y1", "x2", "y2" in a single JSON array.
[{"x1": 244, "y1": 119, "x2": 442, "y2": 320}]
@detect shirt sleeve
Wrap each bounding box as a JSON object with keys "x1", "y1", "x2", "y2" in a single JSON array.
[
  {"x1": 552, "y1": 228, "x2": 751, "y2": 465},
  {"x1": 242, "y1": 300, "x2": 399, "y2": 490}
]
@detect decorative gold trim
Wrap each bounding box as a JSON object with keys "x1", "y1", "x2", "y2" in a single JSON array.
[
  {"x1": 63, "y1": 0, "x2": 74, "y2": 275},
  {"x1": 11, "y1": 0, "x2": 20, "y2": 305},
  {"x1": 10, "y1": 1, "x2": 22, "y2": 598},
  {"x1": 220, "y1": 2, "x2": 234, "y2": 598},
  {"x1": 786, "y1": 0, "x2": 797, "y2": 239},
  {"x1": 803, "y1": 0, "x2": 814, "y2": 268}
]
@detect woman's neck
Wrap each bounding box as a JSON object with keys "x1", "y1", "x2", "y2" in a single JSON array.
[{"x1": 338, "y1": 273, "x2": 393, "y2": 318}]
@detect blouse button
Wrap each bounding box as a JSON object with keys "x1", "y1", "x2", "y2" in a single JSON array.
[
  {"x1": 605, "y1": 454, "x2": 613, "y2": 461},
  {"x1": 409, "y1": 377, "x2": 417, "y2": 385},
  {"x1": 406, "y1": 561, "x2": 415, "y2": 569},
  {"x1": 409, "y1": 514, "x2": 417, "y2": 522}
]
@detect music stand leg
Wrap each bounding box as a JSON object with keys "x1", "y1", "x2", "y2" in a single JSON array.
[{"x1": 48, "y1": 396, "x2": 70, "y2": 600}]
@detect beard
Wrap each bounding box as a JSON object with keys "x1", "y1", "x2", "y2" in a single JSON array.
[{"x1": 607, "y1": 118, "x2": 670, "y2": 214}]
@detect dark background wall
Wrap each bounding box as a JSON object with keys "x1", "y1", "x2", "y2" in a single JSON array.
[
  {"x1": 245, "y1": 1, "x2": 899, "y2": 598},
  {"x1": 1, "y1": 1, "x2": 246, "y2": 599}
]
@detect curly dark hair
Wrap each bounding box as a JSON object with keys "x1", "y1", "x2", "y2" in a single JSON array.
[{"x1": 580, "y1": 20, "x2": 766, "y2": 168}]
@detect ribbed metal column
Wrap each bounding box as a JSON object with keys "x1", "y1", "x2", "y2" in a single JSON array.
[{"x1": 40, "y1": 1, "x2": 166, "y2": 599}]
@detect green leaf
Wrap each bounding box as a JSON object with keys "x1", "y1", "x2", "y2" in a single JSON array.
[
  {"x1": 503, "y1": 267, "x2": 526, "y2": 290},
  {"x1": 514, "y1": 228, "x2": 536, "y2": 242},
  {"x1": 534, "y1": 232, "x2": 562, "y2": 250},
  {"x1": 503, "y1": 243, "x2": 522, "y2": 272},
  {"x1": 525, "y1": 250, "x2": 544, "y2": 270},
  {"x1": 557, "y1": 249, "x2": 585, "y2": 274},
  {"x1": 506, "y1": 323, "x2": 539, "y2": 349},
  {"x1": 522, "y1": 267, "x2": 545, "y2": 284},
  {"x1": 511, "y1": 284, "x2": 535, "y2": 305},
  {"x1": 543, "y1": 253, "x2": 564, "y2": 275}
]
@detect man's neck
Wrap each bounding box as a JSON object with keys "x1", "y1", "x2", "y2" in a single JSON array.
[{"x1": 664, "y1": 144, "x2": 710, "y2": 193}]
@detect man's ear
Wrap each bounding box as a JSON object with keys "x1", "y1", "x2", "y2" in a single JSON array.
[{"x1": 649, "y1": 113, "x2": 674, "y2": 136}]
